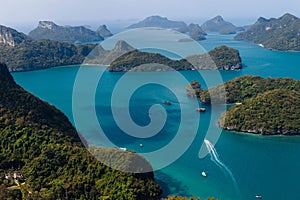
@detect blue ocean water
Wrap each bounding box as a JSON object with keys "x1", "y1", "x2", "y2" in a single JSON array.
[{"x1": 12, "y1": 33, "x2": 300, "y2": 200}]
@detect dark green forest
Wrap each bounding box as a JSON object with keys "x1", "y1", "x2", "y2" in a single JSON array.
[
  {"x1": 0, "y1": 63, "x2": 162, "y2": 199},
  {"x1": 0, "y1": 40, "x2": 95, "y2": 72},
  {"x1": 219, "y1": 89, "x2": 300, "y2": 135}
]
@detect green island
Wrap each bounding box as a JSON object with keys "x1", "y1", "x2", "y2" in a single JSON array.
[
  {"x1": 234, "y1": 13, "x2": 300, "y2": 51},
  {"x1": 109, "y1": 50, "x2": 193, "y2": 71},
  {"x1": 109, "y1": 45, "x2": 242, "y2": 71},
  {"x1": 219, "y1": 89, "x2": 300, "y2": 135},
  {"x1": 0, "y1": 24, "x2": 96, "y2": 72},
  {"x1": 0, "y1": 63, "x2": 162, "y2": 199},
  {"x1": 187, "y1": 75, "x2": 300, "y2": 135}
]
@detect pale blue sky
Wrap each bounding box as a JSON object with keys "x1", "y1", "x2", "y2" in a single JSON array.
[{"x1": 1, "y1": 0, "x2": 300, "y2": 28}]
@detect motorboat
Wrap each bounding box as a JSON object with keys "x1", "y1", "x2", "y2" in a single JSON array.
[{"x1": 196, "y1": 107, "x2": 206, "y2": 112}]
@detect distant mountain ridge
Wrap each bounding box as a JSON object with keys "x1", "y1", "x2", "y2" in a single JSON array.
[
  {"x1": 29, "y1": 21, "x2": 104, "y2": 43},
  {"x1": 127, "y1": 16, "x2": 207, "y2": 40},
  {"x1": 201, "y1": 15, "x2": 243, "y2": 34},
  {"x1": 234, "y1": 13, "x2": 300, "y2": 51},
  {"x1": 127, "y1": 15, "x2": 187, "y2": 29}
]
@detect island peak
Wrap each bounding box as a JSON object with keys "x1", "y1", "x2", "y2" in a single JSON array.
[
  {"x1": 38, "y1": 21, "x2": 58, "y2": 30},
  {"x1": 96, "y1": 24, "x2": 113, "y2": 37},
  {"x1": 113, "y1": 40, "x2": 135, "y2": 52},
  {"x1": 127, "y1": 15, "x2": 187, "y2": 29},
  {"x1": 201, "y1": 15, "x2": 243, "y2": 34}
]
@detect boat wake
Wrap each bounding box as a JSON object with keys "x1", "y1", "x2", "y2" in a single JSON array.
[{"x1": 204, "y1": 139, "x2": 239, "y2": 194}]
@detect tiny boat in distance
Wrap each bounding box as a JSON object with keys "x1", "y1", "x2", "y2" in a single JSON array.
[
  {"x1": 196, "y1": 108, "x2": 206, "y2": 112},
  {"x1": 163, "y1": 101, "x2": 172, "y2": 105},
  {"x1": 255, "y1": 194, "x2": 262, "y2": 199},
  {"x1": 201, "y1": 171, "x2": 207, "y2": 177}
]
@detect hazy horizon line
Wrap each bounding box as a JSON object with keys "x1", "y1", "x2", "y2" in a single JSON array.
[{"x1": 2, "y1": 12, "x2": 297, "y2": 34}]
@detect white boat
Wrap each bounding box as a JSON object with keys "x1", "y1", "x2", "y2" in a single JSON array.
[
  {"x1": 255, "y1": 194, "x2": 262, "y2": 199},
  {"x1": 201, "y1": 171, "x2": 207, "y2": 177},
  {"x1": 258, "y1": 44, "x2": 264, "y2": 48}
]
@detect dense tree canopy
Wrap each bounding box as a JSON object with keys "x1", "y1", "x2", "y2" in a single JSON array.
[
  {"x1": 220, "y1": 89, "x2": 300, "y2": 135},
  {"x1": 0, "y1": 40, "x2": 95, "y2": 72},
  {"x1": 0, "y1": 63, "x2": 162, "y2": 199},
  {"x1": 192, "y1": 75, "x2": 300, "y2": 135}
]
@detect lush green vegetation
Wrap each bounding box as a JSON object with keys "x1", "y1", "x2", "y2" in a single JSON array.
[
  {"x1": 199, "y1": 75, "x2": 300, "y2": 104},
  {"x1": 206, "y1": 46, "x2": 242, "y2": 70},
  {"x1": 186, "y1": 46, "x2": 242, "y2": 70},
  {"x1": 220, "y1": 89, "x2": 300, "y2": 135},
  {"x1": 109, "y1": 46, "x2": 242, "y2": 71},
  {"x1": 29, "y1": 21, "x2": 103, "y2": 43},
  {"x1": 0, "y1": 63, "x2": 162, "y2": 199},
  {"x1": 109, "y1": 50, "x2": 193, "y2": 71},
  {"x1": 0, "y1": 39, "x2": 95, "y2": 71},
  {"x1": 192, "y1": 75, "x2": 300, "y2": 135},
  {"x1": 235, "y1": 13, "x2": 300, "y2": 51}
]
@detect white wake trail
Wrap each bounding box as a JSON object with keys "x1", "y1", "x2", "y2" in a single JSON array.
[{"x1": 204, "y1": 139, "x2": 239, "y2": 193}]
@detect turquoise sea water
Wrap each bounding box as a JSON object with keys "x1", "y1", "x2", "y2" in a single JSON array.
[{"x1": 12, "y1": 33, "x2": 300, "y2": 200}]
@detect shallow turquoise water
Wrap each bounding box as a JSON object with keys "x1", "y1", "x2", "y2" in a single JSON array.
[{"x1": 12, "y1": 34, "x2": 300, "y2": 200}]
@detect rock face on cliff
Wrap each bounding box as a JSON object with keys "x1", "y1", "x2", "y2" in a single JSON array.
[
  {"x1": 235, "y1": 13, "x2": 300, "y2": 51},
  {"x1": 96, "y1": 24, "x2": 113, "y2": 37},
  {"x1": 201, "y1": 15, "x2": 243, "y2": 34},
  {"x1": 0, "y1": 25, "x2": 31, "y2": 46},
  {"x1": 127, "y1": 15, "x2": 187, "y2": 29},
  {"x1": 29, "y1": 21, "x2": 104, "y2": 43}
]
